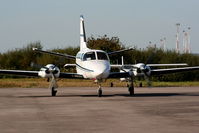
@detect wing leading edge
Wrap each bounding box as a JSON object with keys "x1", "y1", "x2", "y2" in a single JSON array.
[
  {"x1": 0, "y1": 70, "x2": 39, "y2": 77},
  {"x1": 0, "y1": 69, "x2": 84, "y2": 79},
  {"x1": 110, "y1": 63, "x2": 188, "y2": 69},
  {"x1": 151, "y1": 66, "x2": 199, "y2": 75}
]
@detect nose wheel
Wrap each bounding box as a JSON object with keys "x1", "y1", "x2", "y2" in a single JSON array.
[
  {"x1": 98, "y1": 84, "x2": 102, "y2": 97},
  {"x1": 128, "y1": 86, "x2": 134, "y2": 95}
]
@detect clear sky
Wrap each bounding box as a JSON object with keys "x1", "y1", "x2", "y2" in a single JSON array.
[{"x1": 0, "y1": 0, "x2": 199, "y2": 53}]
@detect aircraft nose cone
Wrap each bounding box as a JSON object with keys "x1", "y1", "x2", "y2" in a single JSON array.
[{"x1": 94, "y1": 65, "x2": 110, "y2": 79}]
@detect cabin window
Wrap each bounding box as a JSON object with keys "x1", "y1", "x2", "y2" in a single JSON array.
[
  {"x1": 83, "y1": 52, "x2": 96, "y2": 61},
  {"x1": 97, "y1": 52, "x2": 108, "y2": 60},
  {"x1": 76, "y1": 53, "x2": 82, "y2": 59}
]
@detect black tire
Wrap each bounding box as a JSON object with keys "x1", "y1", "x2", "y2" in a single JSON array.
[
  {"x1": 139, "y1": 82, "x2": 142, "y2": 87},
  {"x1": 98, "y1": 89, "x2": 102, "y2": 97},
  {"x1": 110, "y1": 82, "x2": 113, "y2": 87},
  {"x1": 129, "y1": 87, "x2": 134, "y2": 96},
  {"x1": 51, "y1": 87, "x2": 57, "y2": 96}
]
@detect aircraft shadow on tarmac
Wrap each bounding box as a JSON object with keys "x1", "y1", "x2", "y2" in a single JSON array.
[{"x1": 17, "y1": 92, "x2": 199, "y2": 98}]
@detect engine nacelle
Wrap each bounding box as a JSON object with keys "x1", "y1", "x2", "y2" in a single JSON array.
[
  {"x1": 144, "y1": 65, "x2": 151, "y2": 76},
  {"x1": 133, "y1": 63, "x2": 151, "y2": 77},
  {"x1": 38, "y1": 64, "x2": 60, "y2": 78},
  {"x1": 120, "y1": 69, "x2": 132, "y2": 82}
]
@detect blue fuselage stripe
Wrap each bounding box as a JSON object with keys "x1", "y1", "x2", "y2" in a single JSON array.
[{"x1": 76, "y1": 63, "x2": 94, "y2": 72}]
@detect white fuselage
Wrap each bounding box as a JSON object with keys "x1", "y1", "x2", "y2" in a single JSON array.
[{"x1": 76, "y1": 49, "x2": 110, "y2": 80}]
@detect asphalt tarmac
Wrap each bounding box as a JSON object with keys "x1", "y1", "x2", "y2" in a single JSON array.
[{"x1": 0, "y1": 86, "x2": 199, "y2": 133}]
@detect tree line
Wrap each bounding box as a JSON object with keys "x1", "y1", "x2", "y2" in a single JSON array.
[{"x1": 0, "y1": 35, "x2": 199, "y2": 81}]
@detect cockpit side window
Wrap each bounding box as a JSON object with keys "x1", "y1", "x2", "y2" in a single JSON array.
[
  {"x1": 76, "y1": 53, "x2": 82, "y2": 59},
  {"x1": 97, "y1": 52, "x2": 108, "y2": 60},
  {"x1": 83, "y1": 52, "x2": 96, "y2": 61}
]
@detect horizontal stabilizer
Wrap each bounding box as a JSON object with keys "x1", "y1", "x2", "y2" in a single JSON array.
[
  {"x1": 64, "y1": 64, "x2": 76, "y2": 69},
  {"x1": 108, "y1": 47, "x2": 134, "y2": 55},
  {"x1": 33, "y1": 48, "x2": 76, "y2": 59}
]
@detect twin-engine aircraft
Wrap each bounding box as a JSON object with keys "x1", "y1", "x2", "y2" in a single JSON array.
[{"x1": 0, "y1": 15, "x2": 199, "y2": 97}]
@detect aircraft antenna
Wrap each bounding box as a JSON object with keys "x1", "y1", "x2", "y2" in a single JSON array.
[
  {"x1": 187, "y1": 27, "x2": 191, "y2": 53},
  {"x1": 175, "y1": 23, "x2": 180, "y2": 53}
]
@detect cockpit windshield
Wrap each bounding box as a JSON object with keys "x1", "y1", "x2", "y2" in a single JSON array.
[
  {"x1": 83, "y1": 52, "x2": 96, "y2": 61},
  {"x1": 97, "y1": 52, "x2": 108, "y2": 60}
]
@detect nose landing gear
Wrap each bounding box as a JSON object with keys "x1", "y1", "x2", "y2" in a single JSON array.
[{"x1": 98, "y1": 84, "x2": 102, "y2": 97}]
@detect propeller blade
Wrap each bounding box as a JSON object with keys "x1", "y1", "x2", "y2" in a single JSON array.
[
  {"x1": 30, "y1": 62, "x2": 43, "y2": 69},
  {"x1": 30, "y1": 62, "x2": 49, "y2": 70},
  {"x1": 145, "y1": 51, "x2": 156, "y2": 65},
  {"x1": 144, "y1": 74, "x2": 152, "y2": 87}
]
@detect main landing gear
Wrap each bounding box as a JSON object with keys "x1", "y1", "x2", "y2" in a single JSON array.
[
  {"x1": 51, "y1": 87, "x2": 57, "y2": 96},
  {"x1": 49, "y1": 74, "x2": 58, "y2": 97},
  {"x1": 128, "y1": 78, "x2": 134, "y2": 96}
]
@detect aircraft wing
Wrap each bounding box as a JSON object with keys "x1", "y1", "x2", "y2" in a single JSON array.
[
  {"x1": 59, "y1": 72, "x2": 84, "y2": 79},
  {"x1": 0, "y1": 70, "x2": 39, "y2": 77},
  {"x1": 110, "y1": 64, "x2": 136, "y2": 69},
  {"x1": 151, "y1": 66, "x2": 199, "y2": 75},
  {"x1": 147, "y1": 63, "x2": 188, "y2": 67},
  {"x1": 108, "y1": 72, "x2": 131, "y2": 78},
  {"x1": 111, "y1": 63, "x2": 188, "y2": 69},
  {"x1": 0, "y1": 69, "x2": 84, "y2": 79},
  {"x1": 33, "y1": 48, "x2": 76, "y2": 59},
  {"x1": 110, "y1": 64, "x2": 123, "y2": 68}
]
